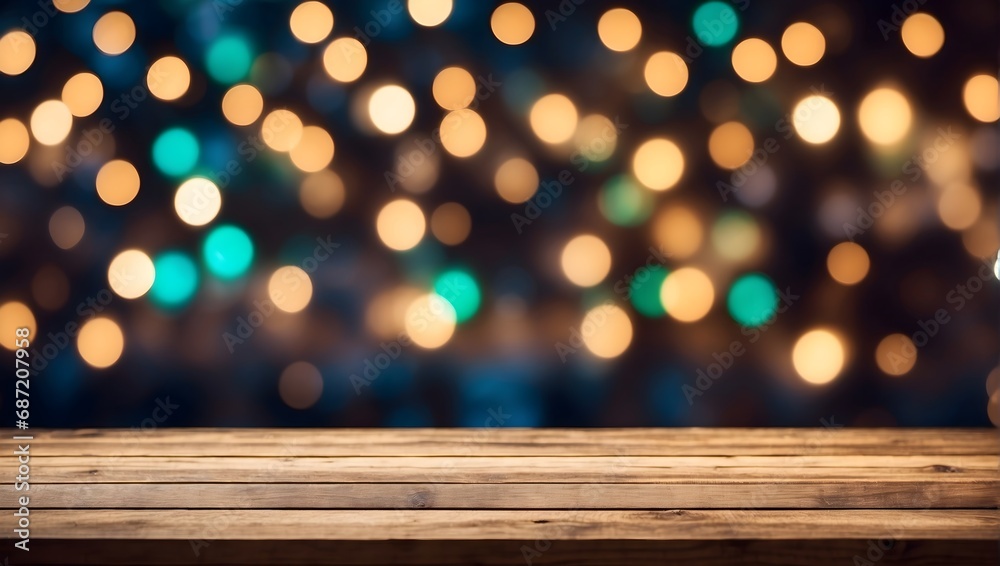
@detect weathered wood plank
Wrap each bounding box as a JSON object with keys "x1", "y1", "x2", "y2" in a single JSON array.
[
  {"x1": 9, "y1": 428, "x2": 997, "y2": 457},
  {"x1": 25, "y1": 455, "x2": 999, "y2": 483},
  {"x1": 20, "y1": 510, "x2": 1000, "y2": 540},
  {"x1": 6, "y1": 481, "x2": 997, "y2": 509}
]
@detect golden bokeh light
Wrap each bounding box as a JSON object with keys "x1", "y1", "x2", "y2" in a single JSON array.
[
  {"x1": 961, "y1": 217, "x2": 999, "y2": 258},
  {"x1": 289, "y1": 1, "x2": 334, "y2": 44},
  {"x1": 30, "y1": 100, "x2": 73, "y2": 146},
  {"x1": 408, "y1": 0, "x2": 452, "y2": 27},
  {"x1": 875, "y1": 333, "x2": 917, "y2": 376},
  {"x1": 53, "y1": 0, "x2": 90, "y2": 12},
  {"x1": 323, "y1": 38, "x2": 367, "y2": 83},
  {"x1": 574, "y1": 114, "x2": 617, "y2": 162},
  {"x1": 404, "y1": 293, "x2": 457, "y2": 349},
  {"x1": 494, "y1": 157, "x2": 539, "y2": 203},
  {"x1": 107, "y1": 249, "x2": 155, "y2": 299},
  {"x1": 792, "y1": 328, "x2": 845, "y2": 385},
  {"x1": 147, "y1": 56, "x2": 191, "y2": 101},
  {"x1": 221, "y1": 84, "x2": 264, "y2": 126},
  {"x1": 561, "y1": 234, "x2": 611, "y2": 287},
  {"x1": 289, "y1": 125, "x2": 335, "y2": 172},
  {"x1": 261, "y1": 109, "x2": 304, "y2": 151},
  {"x1": 597, "y1": 8, "x2": 641, "y2": 52},
  {"x1": 369, "y1": 85, "x2": 416, "y2": 135},
  {"x1": 61, "y1": 72, "x2": 103, "y2": 117},
  {"x1": 937, "y1": 185, "x2": 981, "y2": 230},
  {"x1": 268, "y1": 266, "x2": 313, "y2": 313},
  {"x1": 299, "y1": 169, "x2": 345, "y2": 219},
  {"x1": 174, "y1": 177, "x2": 222, "y2": 226},
  {"x1": 652, "y1": 205, "x2": 703, "y2": 259},
  {"x1": 440, "y1": 109, "x2": 487, "y2": 157},
  {"x1": 432, "y1": 66, "x2": 476, "y2": 110},
  {"x1": 367, "y1": 286, "x2": 423, "y2": 339},
  {"x1": 49, "y1": 206, "x2": 85, "y2": 249},
  {"x1": 0, "y1": 302, "x2": 36, "y2": 351},
  {"x1": 96, "y1": 159, "x2": 140, "y2": 206},
  {"x1": 858, "y1": 88, "x2": 912, "y2": 146},
  {"x1": 731, "y1": 38, "x2": 777, "y2": 83},
  {"x1": 711, "y1": 213, "x2": 762, "y2": 263},
  {"x1": 77, "y1": 317, "x2": 124, "y2": 369},
  {"x1": 963, "y1": 74, "x2": 999, "y2": 123},
  {"x1": 581, "y1": 304, "x2": 633, "y2": 359},
  {"x1": 279, "y1": 362, "x2": 324, "y2": 409},
  {"x1": 93, "y1": 11, "x2": 136, "y2": 55},
  {"x1": 377, "y1": 199, "x2": 426, "y2": 251},
  {"x1": 644, "y1": 51, "x2": 688, "y2": 97},
  {"x1": 491, "y1": 3, "x2": 534, "y2": 45},
  {"x1": 661, "y1": 267, "x2": 714, "y2": 323},
  {"x1": 901, "y1": 13, "x2": 944, "y2": 58},
  {"x1": 632, "y1": 138, "x2": 684, "y2": 191},
  {"x1": 708, "y1": 121, "x2": 754, "y2": 169},
  {"x1": 0, "y1": 31, "x2": 35, "y2": 75},
  {"x1": 0, "y1": 118, "x2": 29, "y2": 164},
  {"x1": 529, "y1": 93, "x2": 578, "y2": 144},
  {"x1": 792, "y1": 95, "x2": 840, "y2": 144},
  {"x1": 781, "y1": 22, "x2": 826, "y2": 66},
  {"x1": 827, "y1": 242, "x2": 870, "y2": 285},
  {"x1": 430, "y1": 202, "x2": 471, "y2": 246}
]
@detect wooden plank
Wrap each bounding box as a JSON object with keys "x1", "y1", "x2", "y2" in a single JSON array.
[
  {"x1": 26, "y1": 455, "x2": 1000, "y2": 483},
  {"x1": 17, "y1": 540, "x2": 1000, "y2": 566},
  {"x1": 10, "y1": 428, "x2": 998, "y2": 457},
  {"x1": 19, "y1": 510, "x2": 1000, "y2": 540},
  {"x1": 6, "y1": 481, "x2": 997, "y2": 509}
]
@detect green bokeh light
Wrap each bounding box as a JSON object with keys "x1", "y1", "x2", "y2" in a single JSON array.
[
  {"x1": 433, "y1": 269, "x2": 481, "y2": 323},
  {"x1": 203, "y1": 225, "x2": 254, "y2": 280},
  {"x1": 598, "y1": 175, "x2": 653, "y2": 227},
  {"x1": 692, "y1": 1, "x2": 740, "y2": 47},
  {"x1": 152, "y1": 128, "x2": 199, "y2": 177},
  {"x1": 150, "y1": 251, "x2": 199, "y2": 308},
  {"x1": 727, "y1": 273, "x2": 778, "y2": 327},
  {"x1": 629, "y1": 264, "x2": 669, "y2": 318},
  {"x1": 206, "y1": 34, "x2": 253, "y2": 84}
]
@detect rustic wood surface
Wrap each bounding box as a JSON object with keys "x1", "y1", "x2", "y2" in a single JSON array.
[{"x1": 2, "y1": 428, "x2": 998, "y2": 565}]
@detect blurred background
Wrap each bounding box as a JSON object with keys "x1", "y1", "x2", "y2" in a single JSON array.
[{"x1": 0, "y1": 0, "x2": 997, "y2": 428}]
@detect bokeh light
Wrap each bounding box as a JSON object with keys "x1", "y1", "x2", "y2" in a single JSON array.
[
  {"x1": 731, "y1": 38, "x2": 777, "y2": 83},
  {"x1": 279, "y1": 362, "x2": 324, "y2": 409},
  {"x1": 289, "y1": 125, "x2": 335, "y2": 172},
  {"x1": 652, "y1": 205, "x2": 703, "y2": 259},
  {"x1": 792, "y1": 328, "x2": 845, "y2": 385},
  {"x1": 0, "y1": 119, "x2": 29, "y2": 164},
  {"x1": 323, "y1": 38, "x2": 367, "y2": 83},
  {"x1": 433, "y1": 67, "x2": 476, "y2": 110},
  {"x1": 632, "y1": 138, "x2": 684, "y2": 190},
  {"x1": 937, "y1": 185, "x2": 982, "y2": 230},
  {"x1": 661, "y1": 267, "x2": 715, "y2": 323},
  {"x1": 289, "y1": 1, "x2": 334, "y2": 44},
  {"x1": 529, "y1": 94, "x2": 578, "y2": 144},
  {"x1": 792, "y1": 95, "x2": 840, "y2": 144},
  {"x1": 629, "y1": 265, "x2": 669, "y2": 318},
  {"x1": 858, "y1": 88, "x2": 912, "y2": 146},
  {"x1": 299, "y1": 169, "x2": 346, "y2": 219},
  {"x1": 206, "y1": 34, "x2": 253, "y2": 84},
  {"x1": 781, "y1": 22, "x2": 825, "y2": 66},
  {"x1": 77, "y1": 317, "x2": 125, "y2": 369},
  {"x1": 0, "y1": 31, "x2": 35, "y2": 75},
  {"x1": 644, "y1": 51, "x2": 688, "y2": 97},
  {"x1": 53, "y1": 0, "x2": 89, "y2": 12},
  {"x1": 826, "y1": 242, "x2": 870, "y2": 285},
  {"x1": 408, "y1": 0, "x2": 452, "y2": 27},
  {"x1": 494, "y1": 157, "x2": 539, "y2": 203},
  {"x1": 96, "y1": 159, "x2": 141, "y2": 206},
  {"x1": 711, "y1": 210, "x2": 762, "y2": 263},
  {"x1": 581, "y1": 304, "x2": 633, "y2": 359},
  {"x1": 727, "y1": 273, "x2": 778, "y2": 327},
  {"x1": 268, "y1": 266, "x2": 313, "y2": 313},
  {"x1": 150, "y1": 251, "x2": 199, "y2": 308},
  {"x1": 369, "y1": 85, "x2": 416, "y2": 135},
  {"x1": 574, "y1": 114, "x2": 618, "y2": 162},
  {"x1": 261, "y1": 109, "x2": 304, "y2": 151},
  {"x1": 963, "y1": 74, "x2": 999, "y2": 123},
  {"x1": 708, "y1": 121, "x2": 754, "y2": 169},
  {"x1": 61, "y1": 72, "x2": 103, "y2": 117},
  {"x1": 0, "y1": 302, "x2": 36, "y2": 351},
  {"x1": 49, "y1": 206, "x2": 85, "y2": 250},
  {"x1": 222, "y1": 84, "x2": 264, "y2": 126},
  {"x1": 491, "y1": 3, "x2": 534, "y2": 46},
  {"x1": 153, "y1": 128, "x2": 200, "y2": 177},
  {"x1": 691, "y1": 2, "x2": 739, "y2": 47},
  {"x1": 174, "y1": 177, "x2": 222, "y2": 226},
  {"x1": 377, "y1": 199, "x2": 426, "y2": 251},
  {"x1": 203, "y1": 225, "x2": 254, "y2": 280},
  {"x1": 901, "y1": 13, "x2": 944, "y2": 58},
  {"x1": 30, "y1": 100, "x2": 73, "y2": 146},
  {"x1": 598, "y1": 175, "x2": 653, "y2": 226},
  {"x1": 440, "y1": 109, "x2": 487, "y2": 157},
  {"x1": 93, "y1": 11, "x2": 136, "y2": 55},
  {"x1": 430, "y1": 202, "x2": 471, "y2": 245},
  {"x1": 561, "y1": 235, "x2": 612, "y2": 287},
  {"x1": 875, "y1": 333, "x2": 917, "y2": 376},
  {"x1": 147, "y1": 56, "x2": 191, "y2": 101},
  {"x1": 404, "y1": 293, "x2": 457, "y2": 349},
  {"x1": 108, "y1": 249, "x2": 155, "y2": 299},
  {"x1": 434, "y1": 269, "x2": 481, "y2": 323},
  {"x1": 598, "y1": 8, "x2": 641, "y2": 52}
]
